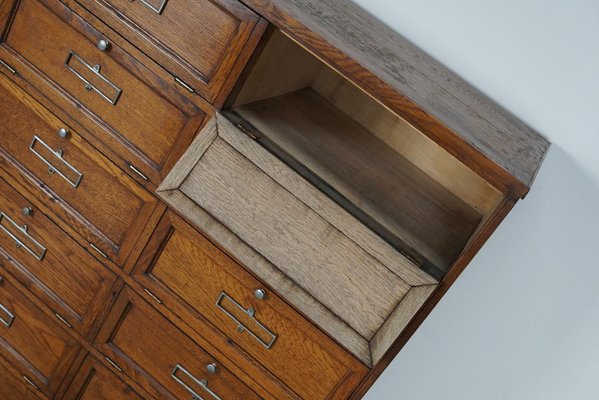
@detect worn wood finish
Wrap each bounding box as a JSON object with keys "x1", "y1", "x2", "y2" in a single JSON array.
[
  {"x1": 159, "y1": 114, "x2": 441, "y2": 366},
  {"x1": 0, "y1": 177, "x2": 116, "y2": 336},
  {"x1": 0, "y1": 269, "x2": 81, "y2": 397},
  {"x1": 239, "y1": 0, "x2": 549, "y2": 196},
  {"x1": 63, "y1": 354, "x2": 145, "y2": 400},
  {"x1": 76, "y1": 0, "x2": 265, "y2": 105},
  {"x1": 0, "y1": 73, "x2": 160, "y2": 267},
  {"x1": 95, "y1": 286, "x2": 263, "y2": 400},
  {"x1": 0, "y1": 0, "x2": 209, "y2": 185},
  {"x1": 235, "y1": 88, "x2": 483, "y2": 271},
  {"x1": 0, "y1": 356, "x2": 47, "y2": 400},
  {"x1": 133, "y1": 210, "x2": 368, "y2": 399}
]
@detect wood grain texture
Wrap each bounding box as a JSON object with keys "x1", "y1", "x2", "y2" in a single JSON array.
[
  {"x1": 217, "y1": 114, "x2": 436, "y2": 287},
  {"x1": 0, "y1": 270, "x2": 81, "y2": 397},
  {"x1": 0, "y1": 177, "x2": 117, "y2": 336},
  {"x1": 0, "y1": 73, "x2": 160, "y2": 267},
  {"x1": 0, "y1": 356, "x2": 47, "y2": 400},
  {"x1": 0, "y1": 0, "x2": 209, "y2": 185},
  {"x1": 62, "y1": 354, "x2": 145, "y2": 400},
  {"x1": 239, "y1": 0, "x2": 550, "y2": 196},
  {"x1": 95, "y1": 286, "x2": 262, "y2": 400},
  {"x1": 180, "y1": 136, "x2": 410, "y2": 340},
  {"x1": 76, "y1": 0, "x2": 265, "y2": 105},
  {"x1": 234, "y1": 88, "x2": 483, "y2": 271},
  {"x1": 132, "y1": 210, "x2": 368, "y2": 400},
  {"x1": 158, "y1": 187, "x2": 372, "y2": 365}
]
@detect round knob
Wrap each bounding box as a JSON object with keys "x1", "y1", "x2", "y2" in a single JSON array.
[
  {"x1": 254, "y1": 289, "x2": 266, "y2": 300},
  {"x1": 97, "y1": 39, "x2": 110, "y2": 52},
  {"x1": 57, "y1": 128, "x2": 69, "y2": 138},
  {"x1": 206, "y1": 363, "x2": 217, "y2": 374},
  {"x1": 22, "y1": 207, "x2": 33, "y2": 216}
]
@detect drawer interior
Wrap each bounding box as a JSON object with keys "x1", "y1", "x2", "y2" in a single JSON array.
[{"x1": 225, "y1": 30, "x2": 504, "y2": 277}]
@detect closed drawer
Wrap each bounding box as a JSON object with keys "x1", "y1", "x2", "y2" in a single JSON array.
[
  {"x1": 63, "y1": 354, "x2": 144, "y2": 400},
  {"x1": 77, "y1": 0, "x2": 264, "y2": 104},
  {"x1": 0, "y1": 177, "x2": 116, "y2": 335},
  {"x1": 0, "y1": 73, "x2": 159, "y2": 267},
  {"x1": 95, "y1": 286, "x2": 262, "y2": 400},
  {"x1": 133, "y1": 210, "x2": 367, "y2": 400},
  {"x1": 0, "y1": 356, "x2": 46, "y2": 400},
  {"x1": 0, "y1": 271, "x2": 81, "y2": 397},
  {"x1": 0, "y1": 0, "x2": 209, "y2": 185},
  {"x1": 158, "y1": 115, "x2": 438, "y2": 366}
]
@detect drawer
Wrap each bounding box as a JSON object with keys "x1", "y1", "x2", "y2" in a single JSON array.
[
  {"x1": 0, "y1": 0, "x2": 209, "y2": 185},
  {"x1": 0, "y1": 271, "x2": 81, "y2": 397},
  {"x1": 133, "y1": 210, "x2": 368, "y2": 399},
  {"x1": 95, "y1": 286, "x2": 262, "y2": 400},
  {"x1": 63, "y1": 354, "x2": 144, "y2": 400},
  {"x1": 0, "y1": 356, "x2": 46, "y2": 400},
  {"x1": 158, "y1": 115, "x2": 439, "y2": 366},
  {"x1": 77, "y1": 0, "x2": 265, "y2": 105},
  {"x1": 0, "y1": 177, "x2": 116, "y2": 335},
  {"x1": 0, "y1": 73, "x2": 160, "y2": 267}
]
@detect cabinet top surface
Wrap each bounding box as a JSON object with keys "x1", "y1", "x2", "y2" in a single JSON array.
[{"x1": 240, "y1": 0, "x2": 550, "y2": 196}]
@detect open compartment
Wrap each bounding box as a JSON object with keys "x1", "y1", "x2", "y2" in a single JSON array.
[{"x1": 225, "y1": 30, "x2": 504, "y2": 278}]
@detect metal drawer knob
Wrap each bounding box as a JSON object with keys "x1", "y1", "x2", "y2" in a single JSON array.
[
  {"x1": 57, "y1": 128, "x2": 69, "y2": 138},
  {"x1": 206, "y1": 363, "x2": 217, "y2": 374},
  {"x1": 22, "y1": 207, "x2": 33, "y2": 216},
  {"x1": 254, "y1": 288, "x2": 266, "y2": 300},
  {"x1": 97, "y1": 39, "x2": 110, "y2": 52}
]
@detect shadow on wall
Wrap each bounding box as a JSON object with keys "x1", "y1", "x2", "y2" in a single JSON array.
[{"x1": 365, "y1": 145, "x2": 599, "y2": 400}]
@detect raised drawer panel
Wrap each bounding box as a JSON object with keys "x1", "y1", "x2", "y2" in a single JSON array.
[
  {"x1": 77, "y1": 0, "x2": 264, "y2": 104},
  {"x1": 0, "y1": 356, "x2": 46, "y2": 400},
  {"x1": 0, "y1": 0, "x2": 209, "y2": 185},
  {"x1": 63, "y1": 355, "x2": 144, "y2": 400},
  {"x1": 0, "y1": 271, "x2": 80, "y2": 397},
  {"x1": 95, "y1": 286, "x2": 262, "y2": 400},
  {"x1": 133, "y1": 210, "x2": 367, "y2": 400},
  {"x1": 0, "y1": 73, "x2": 159, "y2": 267},
  {"x1": 0, "y1": 177, "x2": 116, "y2": 335},
  {"x1": 158, "y1": 115, "x2": 438, "y2": 366}
]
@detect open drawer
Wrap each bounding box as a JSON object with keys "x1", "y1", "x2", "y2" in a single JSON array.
[{"x1": 158, "y1": 30, "x2": 506, "y2": 366}]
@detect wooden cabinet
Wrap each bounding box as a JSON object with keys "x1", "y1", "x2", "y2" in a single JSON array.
[
  {"x1": 95, "y1": 286, "x2": 262, "y2": 400},
  {"x1": 133, "y1": 210, "x2": 367, "y2": 399},
  {"x1": 63, "y1": 355, "x2": 144, "y2": 400},
  {"x1": 0, "y1": 73, "x2": 160, "y2": 267},
  {"x1": 0, "y1": 0, "x2": 549, "y2": 398},
  {"x1": 77, "y1": 0, "x2": 266, "y2": 105},
  {"x1": 0, "y1": 270, "x2": 80, "y2": 397}
]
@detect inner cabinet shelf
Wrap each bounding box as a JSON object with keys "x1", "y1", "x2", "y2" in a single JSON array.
[{"x1": 226, "y1": 30, "x2": 503, "y2": 277}]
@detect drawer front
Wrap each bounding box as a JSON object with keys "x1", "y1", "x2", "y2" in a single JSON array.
[
  {"x1": 0, "y1": 356, "x2": 46, "y2": 400},
  {"x1": 0, "y1": 0, "x2": 208, "y2": 185},
  {"x1": 0, "y1": 73, "x2": 159, "y2": 267},
  {"x1": 63, "y1": 355, "x2": 144, "y2": 400},
  {"x1": 133, "y1": 210, "x2": 367, "y2": 400},
  {"x1": 78, "y1": 0, "x2": 263, "y2": 103},
  {"x1": 95, "y1": 286, "x2": 261, "y2": 400},
  {"x1": 0, "y1": 177, "x2": 116, "y2": 335},
  {"x1": 0, "y1": 271, "x2": 80, "y2": 397}
]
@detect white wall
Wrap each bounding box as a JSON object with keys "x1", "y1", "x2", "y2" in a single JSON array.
[{"x1": 348, "y1": 1, "x2": 599, "y2": 399}]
